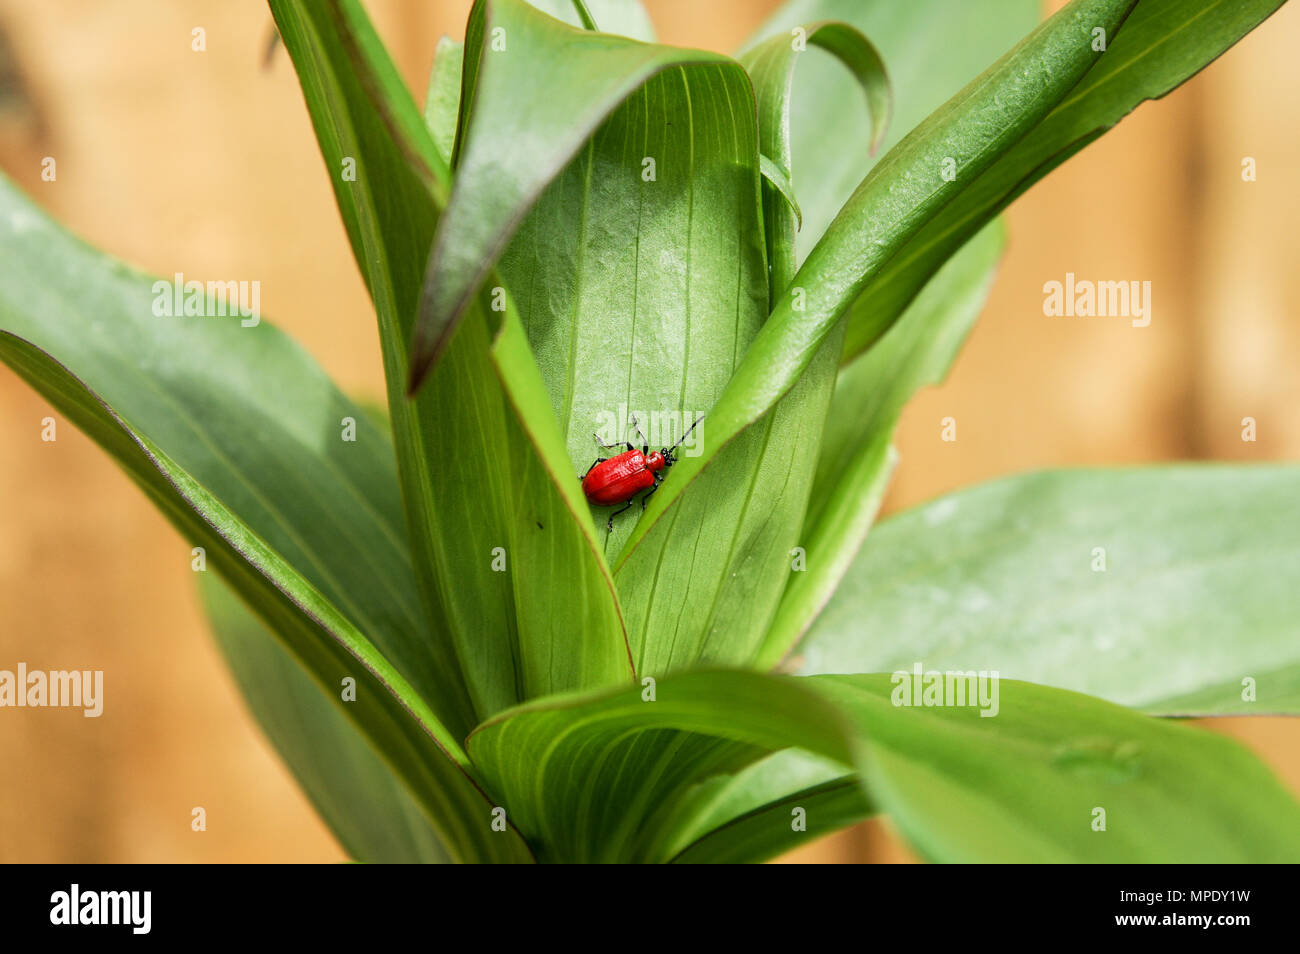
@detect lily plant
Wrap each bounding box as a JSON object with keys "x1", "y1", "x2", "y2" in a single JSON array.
[{"x1": 3, "y1": 0, "x2": 1298, "y2": 863}]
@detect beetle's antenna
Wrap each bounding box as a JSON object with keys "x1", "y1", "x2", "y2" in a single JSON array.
[
  {"x1": 629, "y1": 415, "x2": 649, "y2": 451},
  {"x1": 668, "y1": 414, "x2": 705, "y2": 452}
]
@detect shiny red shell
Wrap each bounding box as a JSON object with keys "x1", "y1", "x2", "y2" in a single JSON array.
[{"x1": 582, "y1": 449, "x2": 666, "y2": 505}]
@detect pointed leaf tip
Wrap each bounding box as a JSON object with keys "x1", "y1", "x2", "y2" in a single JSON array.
[{"x1": 405, "y1": 314, "x2": 445, "y2": 395}]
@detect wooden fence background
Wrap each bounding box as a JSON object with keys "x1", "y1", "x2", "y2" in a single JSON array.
[{"x1": 0, "y1": 0, "x2": 1296, "y2": 862}]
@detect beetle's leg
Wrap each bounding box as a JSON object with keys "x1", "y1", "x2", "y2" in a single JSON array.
[
  {"x1": 606, "y1": 499, "x2": 634, "y2": 532},
  {"x1": 639, "y1": 481, "x2": 660, "y2": 511},
  {"x1": 579, "y1": 457, "x2": 607, "y2": 480}
]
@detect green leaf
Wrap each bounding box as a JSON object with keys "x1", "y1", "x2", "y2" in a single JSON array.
[
  {"x1": 757, "y1": 222, "x2": 1005, "y2": 667},
  {"x1": 800, "y1": 466, "x2": 1300, "y2": 716},
  {"x1": 438, "y1": 0, "x2": 822, "y2": 677},
  {"x1": 470, "y1": 668, "x2": 1300, "y2": 862},
  {"x1": 741, "y1": 19, "x2": 890, "y2": 296},
  {"x1": 489, "y1": 47, "x2": 768, "y2": 559},
  {"x1": 424, "y1": 36, "x2": 463, "y2": 164},
  {"x1": 0, "y1": 176, "x2": 530, "y2": 863},
  {"x1": 619, "y1": 0, "x2": 1139, "y2": 601},
  {"x1": 743, "y1": 20, "x2": 890, "y2": 159},
  {"x1": 273, "y1": 0, "x2": 633, "y2": 716},
  {"x1": 642, "y1": 0, "x2": 1282, "y2": 576},
  {"x1": 840, "y1": 0, "x2": 1289, "y2": 361},
  {"x1": 747, "y1": 0, "x2": 1040, "y2": 262},
  {"x1": 1148, "y1": 670, "x2": 1300, "y2": 717},
  {"x1": 665, "y1": 750, "x2": 869, "y2": 864},
  {"x1": 410, "y1": 0, "x2": 739, "y2": 386},
  {"x1": 200, "y1": 576, "x2": 450, "y2": 863},
  {"x1": 422, "y1": 34, "x2": 631, "y2": 700},
  {"x1": 0, "y1": 345, "x2": 520, "y2": 865},
  {"x1": 0, "y1": 178, "x2": 471, "y2": 729},
  {"x1": 467, "y1": 670, "x2": 853, "y2": 862},
  {"x1": 673, "y1": 779, "x2": 868, "y2": 864},
  {"x1": 758, "y1": 154, "x2": 801, "y2": 234},
  {"x1": 757, "y1": 431, "x2": 895, "y2": 670},
  {"x1": 809, "y1": 223, "x2": 1005, "y2": 526},
  {"x1": 811, "y1": 674, "x2": 1300, "y2": 862},
  {"x1": 612, "y1": 344, "x2": 844, "y2": 675},
  {"x1": 742, "y1": 4, "x2": 1009, "y2": 670},
  {"x1": 269, "y1": 0, "x2": 490, "y2": 722},
  {"x1": 489, "y1": 310, "x2": 639, "y2": 695}
]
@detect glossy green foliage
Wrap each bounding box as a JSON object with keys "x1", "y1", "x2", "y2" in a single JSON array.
[{"x1": 1, "y1": 0, "x2": 1294, "y2": 863}]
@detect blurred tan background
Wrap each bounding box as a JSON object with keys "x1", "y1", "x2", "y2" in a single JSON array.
[{"x1": 0, "y1": 0, "x2": 1296, "y2": 863}]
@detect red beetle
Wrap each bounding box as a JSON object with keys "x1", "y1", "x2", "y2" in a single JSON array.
[{"x1": 580, "y1": 415, "x2": 704, "y2": 531}]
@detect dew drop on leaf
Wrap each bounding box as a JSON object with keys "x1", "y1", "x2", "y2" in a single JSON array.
[{"x1": 1051, "y1": 738, "x2": 1143, "y2": 782}]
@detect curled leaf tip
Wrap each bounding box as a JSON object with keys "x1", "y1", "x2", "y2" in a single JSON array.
[
  {"x1": 760, "y1": 154, "x2": 803, "y2": 230},
  {"x1": 809, "y1": 22, "x2": 891, "y2": 161}
]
